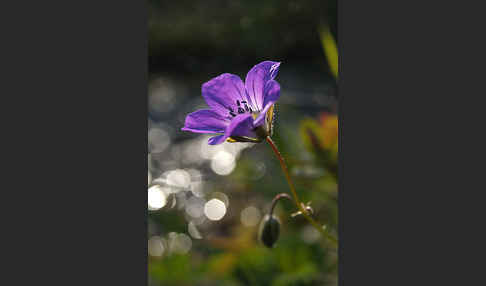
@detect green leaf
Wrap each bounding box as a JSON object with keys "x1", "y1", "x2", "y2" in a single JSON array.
[{"x1": 319, "y1": 26, "x2": 339, "y2": 80}]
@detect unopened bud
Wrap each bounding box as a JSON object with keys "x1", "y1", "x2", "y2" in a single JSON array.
[{"x1": 258, "y1": 214, "x2": 281, "y2": 248}]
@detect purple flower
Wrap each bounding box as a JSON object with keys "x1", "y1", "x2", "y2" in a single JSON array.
[{"x1": 181, "y1": 61, "x2": 281, "y2": 145}]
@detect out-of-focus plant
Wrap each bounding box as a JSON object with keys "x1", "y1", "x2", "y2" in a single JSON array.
[
  {"x1": 300, "y1": 112, "x2": 338, "y2": 179},
  {"x1": 319, "y1": 26, "x2": 338, "y2": 80}
]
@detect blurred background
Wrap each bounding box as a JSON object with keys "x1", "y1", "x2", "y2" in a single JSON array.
[{"x1": 148, "y1": 0, "x2": 338, "y2": 285}]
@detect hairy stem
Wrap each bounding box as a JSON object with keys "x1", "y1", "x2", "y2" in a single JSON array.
[{"x1": 266, "y1": 136, "x2": 337, "y2": 247}]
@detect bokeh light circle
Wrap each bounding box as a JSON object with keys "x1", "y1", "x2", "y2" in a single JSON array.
[
  {"x1": 204, "y1": 199, "x2": 227, "y2": 220},
  {"x1": 210, "y1": 151, "x2": 236, "y2": 175},
  {"x1": 148, "y1": 185, "x2": 167, "y2": 210}
]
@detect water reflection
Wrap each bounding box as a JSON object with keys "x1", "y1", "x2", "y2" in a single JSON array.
[
  {"x1": 211, "y1": 151, "x2": 235, "y2": 175},
  {"x1": 185, "y1": 196, "x2": 205, "y2": 218},
  {"x1": 148, "y1": 127, "x2": 171, "y2": 153},
  {"x1": 148, "y1": 236, "x2": 166, "y2": 257},
  {"x1": 204, "y1": 199, "x2": 226, "y2": 221},
  {"x1": 148, "y1": 77, "x2": 177, "y2": 115},
  {"x1": 166, "y1": 169, "x2": 191, "y2": 189},
  {"x1": 188, "y1": 221, "x2": 203, "y2": 239},
  {"x1": 167, "y1": 232, "x2": 192, "y2": 255},
  {"x1": 148, "y1": 185, "x2": 167, "y2": 211}
]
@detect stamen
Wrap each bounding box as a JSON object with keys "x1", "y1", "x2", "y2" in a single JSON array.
[
  {"x1": 228, "y1": 107, "x2": 237, "y2": 117},
  {"x1": 242, "y1": 101, "x2": 249, "y2": 112},
  {"x1": 231, "y1": 100, "x2": 252, "y2": 116}
]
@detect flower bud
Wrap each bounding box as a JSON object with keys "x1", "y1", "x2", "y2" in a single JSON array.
[{"x1": 258, "y1": 214, "x2": 281, "y2": 248}]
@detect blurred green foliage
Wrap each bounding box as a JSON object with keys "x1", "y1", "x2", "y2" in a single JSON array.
[{"x1": 319, "y1": 27, "x2": 339, "y2": 80}]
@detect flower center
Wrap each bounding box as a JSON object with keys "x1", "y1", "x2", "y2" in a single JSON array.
[{"x1": 228, "y1": 100, "x2": 253, "y2": 117}]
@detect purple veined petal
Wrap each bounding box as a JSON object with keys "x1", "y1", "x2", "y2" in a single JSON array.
[
  {"x1": 202, "y1": 73, "x2": 247, "y2": 117},
  {"x1": 254, "y1": 80, "x2": 280, "y2": 127},
  {"x1": 181, "y1": 109, "x2": 230, "y2": 134},
  {"x1": 207, "y1": 113, "x2": 256, "y2": 145},
  {"x1": 244, "y1": 61, "x2": 281, "y2": 112}
]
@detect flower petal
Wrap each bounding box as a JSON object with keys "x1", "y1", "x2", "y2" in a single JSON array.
[
  {"x1": 254, "y1": 80, "x2": 280, "y2": 127},
  {"x1": 208, "y1": 113, "x2": 257, "y2": 145},
  {"x1": 202, "y1": 73, "x2": 247, "y2": 117},
  {"x1": 227, "y1": 113, "x2": 257, "y2": 138},
  {"x1": 208, "y1": 135, "x2": 226, "y2": 145},
  {"x1": 245, "y1": 61, "x2": 281, "y2": 111},
  {"x1": 181, "y1": 109, "x2": 229, "y2": 134}
]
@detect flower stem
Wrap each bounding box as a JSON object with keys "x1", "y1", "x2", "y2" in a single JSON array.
[
  {"x1": 270, "y1": 193, "x2": 292, "y2": 217},
  {"x1": 266, "y1": 136, "x2": 338, "y2": 247}
]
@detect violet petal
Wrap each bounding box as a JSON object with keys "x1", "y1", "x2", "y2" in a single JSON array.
[
  {"x1": 181, "y1": 109, "x2": 230, "y2": 134},
  {"x1": 208, "y1": 135, "x2": 226, "y2": 145},
  {"x1": 202, "y1": 73, "x2": 247, "y2": 117},
  {"x1": 244, "y1": 61, "x2": 280, "y2": 112},
  {"x1": 254, "y1": 80, "x2": 280, "y2": 127},
  {"x1": 208, "y1": 113, "x2": 256, "y2": 145}
]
